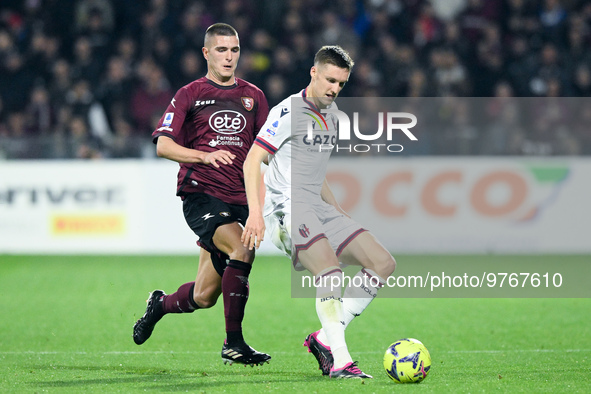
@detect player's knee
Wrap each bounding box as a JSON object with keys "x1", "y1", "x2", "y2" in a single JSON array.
[
  {"x1": 373, "y1": 252, "x2": 396, "y2": 278},
  {"x1": 383, "y1": 255, "x2": 396, "y2": 276},
  {"x1": 193, "y1": 294, "x2": 217, "y2": 309},
  {"x1": 228, "y1": 246, "x2": 255, "y2": 264},
  {"x1": 193, "y1": 290, "x2": 219, "y2": 309}
]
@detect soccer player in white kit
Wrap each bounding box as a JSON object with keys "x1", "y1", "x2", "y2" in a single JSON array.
[{"x1": 242, "y1": 46, "x2": 396, "y2": 379}]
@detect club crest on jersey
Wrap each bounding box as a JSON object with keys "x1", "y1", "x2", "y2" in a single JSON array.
[
  {"x1": 299, "y1": 224, "x2": 310, "y2": 238},
  {"x1": 241, "y1": 97, "x2": 254, "y2": 111},
  {"x1": 163, "y1": 112, "x2": 174, "y2": 126},
  {"x1": 220, "y1": 212, "x2": 231, "y2": 217}
]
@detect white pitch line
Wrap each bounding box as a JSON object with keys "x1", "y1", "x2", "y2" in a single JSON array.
[{"x1": 0, "y1": 349, "x2": 589, "y2": 355}]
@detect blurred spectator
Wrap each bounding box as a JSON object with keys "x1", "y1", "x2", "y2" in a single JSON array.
[
  {"x1": 413, "y1": 3, "x2": 444, "y2": 49},
  {"x1": 430, "y1": 47, "x2": 470, "y2": 95},
  {"x1": 0, "y1": 0, "x2": 591, "y2": 158},
  {"x1": 0, "y1": 51, "x2": 35, "y2": 112},
  {"x1": 170, "y1": 49, "x2": 203, "y2": 89},
  {"x1": 265, "y1": 74, "x2": 288, "y2": 107},
  {"x1": 539, "y1": 0, "x2": 568, "y2": 44},
  {"x1": 95, "y1": 56, "x2": 134, "y2": 130},
  {"x1": 70, "y1": 35, "x2": 105, "y2": 88},
  {"x1": 130, "y1": 61, "x2": 173, "y2": 135},
  {"x1": 314, "y1": 11, "x2": 360, "y2": 56},
  {"x1": 25, "y1": 85, "x2": 55, "y2": 135},
  {"x1": 75, "y1": 0, "x2": 115, "y2": 32},
  {"x1": 64, "y1": 115, "x2": 104, "y2": 159},
  {"x1": 114, "y1": 36, "x2": 138, "y2": 71},
  {"x1": 48, "y1": 59, "x2": 73, "y2": 110},
  {"x1": 108, "y1": 115, "x2": 143, "y2": 158},
  {"x1": 528, "y1": 42, "x2": 570, "y2": 96},
  {"x1": 572, "y1": 64, "x2": 591, "y2": 96}
]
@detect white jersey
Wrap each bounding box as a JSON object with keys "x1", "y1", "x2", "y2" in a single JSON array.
[
  {"x1": 254, "y1": 88, "x2": 339, "y2": 215},
  {"x1": 254, "y1": 89, "x2": 364, "y2": 264}
]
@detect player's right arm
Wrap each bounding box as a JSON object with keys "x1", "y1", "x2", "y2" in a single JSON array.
[
  {"x1": 242, "y1": 143, "x2": 269, "y2": 250},
  {"x1": 156, "y1": 136, "x2": 235, "y2": 168},
  {"x1": 153, "y1": 86, "x2": 235, "y2": 167}
]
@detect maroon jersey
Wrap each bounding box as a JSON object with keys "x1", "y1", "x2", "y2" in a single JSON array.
[{"x1": 152, "y1": 77, "x2": 269, "y2": 205}]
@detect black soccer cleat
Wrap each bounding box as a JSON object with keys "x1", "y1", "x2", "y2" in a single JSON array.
[
  {"x1": 133, "y1": 290, "x2": 165, "y2": 345},
  {"x1": 330, "y1": 361, "x2": 373, "y2": 379},
  {"x1": 304, "y1": 330, "x2": 333, "y2": 375},
  {"x1": 221, "y1": 341, "x2": 271, "y2": 366}
]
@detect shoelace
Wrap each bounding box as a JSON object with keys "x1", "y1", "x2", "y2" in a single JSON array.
[{"x1": 346, "y1": 362, "x2": 362, "y2": 374}]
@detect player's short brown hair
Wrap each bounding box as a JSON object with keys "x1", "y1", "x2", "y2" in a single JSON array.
[
  {"x1": 204, "y1": 23, "x2": 238, "y2": 46},
  {"x1": 314, "y1": 45, "x2": 354, "y2": 70}
]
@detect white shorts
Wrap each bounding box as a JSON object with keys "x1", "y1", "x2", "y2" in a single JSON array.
[{"x1": 264, "y1": 198, "x2": 365, "y2": 271}]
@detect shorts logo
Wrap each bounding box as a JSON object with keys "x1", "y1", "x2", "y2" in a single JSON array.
[
  {"x1": 220, "y1": 212, "x2": 231, "y2": 217},
  {"x1": 241, "y1": 97, "x2": 254, "y2": 111},
  {"x1": 163, "y1": 112, "x2": 174, "y2": 126},
  {"x1": 299, "y1": 224, "x2": 310, "y2": 238}
]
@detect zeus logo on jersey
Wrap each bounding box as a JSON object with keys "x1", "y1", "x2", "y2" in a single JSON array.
[
  {"x1": 196, "y1": 99, "x2": 216, "y2": 106},
  {"x1": 209, "y1": 110, "x2": 247, "y2": 134}
]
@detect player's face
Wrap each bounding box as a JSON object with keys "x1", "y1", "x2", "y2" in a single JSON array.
[
  {"x1": 203, "y1": 34, "x2": 240, "y2": 85},
  {"x1": 308, "y1": 63, "x2": 350, "y2": 108}
]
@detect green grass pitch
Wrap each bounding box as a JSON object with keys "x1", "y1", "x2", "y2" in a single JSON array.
[{"x1": 1, "y1": 255, "x2": 589, "y2": 393}]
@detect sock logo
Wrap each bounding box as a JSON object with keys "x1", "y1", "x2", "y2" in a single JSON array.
[
  {"x1": 320, "y1": 295, "x2": 343, "y2": 302},
  {"x1": 360, "y1": 285, "x2": 377, "y2": 298}
]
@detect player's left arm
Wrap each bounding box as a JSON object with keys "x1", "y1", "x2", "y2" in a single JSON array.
[
  {"x1": 242, "y1": 144, "x2": 270, "y2": 250},
  {"x1": 321, "y1": 178, "x2": 351, "y2": 218}
]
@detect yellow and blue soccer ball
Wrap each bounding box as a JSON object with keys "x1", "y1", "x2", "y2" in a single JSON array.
[{"x1": 383, "y1": 338, "x2": 431, "y2": 383}]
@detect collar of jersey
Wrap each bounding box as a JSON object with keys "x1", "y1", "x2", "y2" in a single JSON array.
[
  {"x1": 206, "y1": 77, "x2": 238, "y2": 90},
  {"x1": 302, "y1": 88, "x2": 321, "y2": 113}
]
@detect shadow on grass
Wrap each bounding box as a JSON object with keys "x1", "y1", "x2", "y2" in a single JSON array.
[{"x1": 25, "y1": 363, "x2": 327, "y2": 391}]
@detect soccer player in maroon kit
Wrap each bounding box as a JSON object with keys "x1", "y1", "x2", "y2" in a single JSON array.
[{"x1": 133, "y1": 23, "x2": 271, "y2": 366}]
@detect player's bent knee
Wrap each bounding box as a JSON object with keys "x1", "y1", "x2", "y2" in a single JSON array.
[
  {"x1": 228, "y1": 246, "x2": 255, "y2": 264},
  {"x1": 373, "y1": 252, "x2": 396, "y2": 278},
  {"x1": 384, "y1": 255, "x2": 396, "y2": 276},
  {"x1": 193, "y1": 293, "x2": 218, "y2": 309},
  {"x1": 193, "y1": 289, "x2": 220, "y2": 309}
]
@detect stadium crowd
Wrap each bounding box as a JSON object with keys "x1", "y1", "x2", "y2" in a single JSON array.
[{"x1": 1, "y1": 0, "x2": 590, "y2": 159}]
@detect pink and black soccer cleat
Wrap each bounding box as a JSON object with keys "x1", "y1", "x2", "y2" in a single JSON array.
[{"x1": 304, "y1": 330, "x2": 333, "y2": 375}]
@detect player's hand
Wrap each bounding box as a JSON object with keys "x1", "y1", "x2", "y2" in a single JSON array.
[
  {"x1": 203, "y1": 150, "x2": 236, "y2": 168},
  {"x1": 242, "y1": 215, "x2": 265, "y2": 250}
]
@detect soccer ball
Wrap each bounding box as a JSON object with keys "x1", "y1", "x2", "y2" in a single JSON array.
[{"x1": 383, "y1": 338, "x2": 431, "y2": 383}]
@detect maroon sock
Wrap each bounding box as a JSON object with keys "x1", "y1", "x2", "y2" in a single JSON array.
[
  {"x1": 222, "y1": 260, "x2": 251, "y2": 344},
  {"x1": 162, "y1": 282, "x2": 199, "y2": 314}
]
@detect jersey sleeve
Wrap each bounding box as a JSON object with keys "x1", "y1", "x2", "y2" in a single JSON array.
[
  {"x1": 254, "y1": 104, "x2": 291, "y2": 154},
  {"x1": 254, "y1": 89, "x2": 270, "y2": 135},
  {"x1": 151, "y1": 86, "x2": 193, "y2": 144}
]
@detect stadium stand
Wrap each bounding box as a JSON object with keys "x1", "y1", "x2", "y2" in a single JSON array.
[{"x1": 0, "y1": 0, "x2": 590, "y2": 158}]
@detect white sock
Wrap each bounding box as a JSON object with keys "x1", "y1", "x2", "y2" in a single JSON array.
[
  {"x1": 317, "y1": 268, "x2": 385, "y2": 348},
  {"x1": 315, "y1": 267, "x2": 352, "y2": 369}
]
